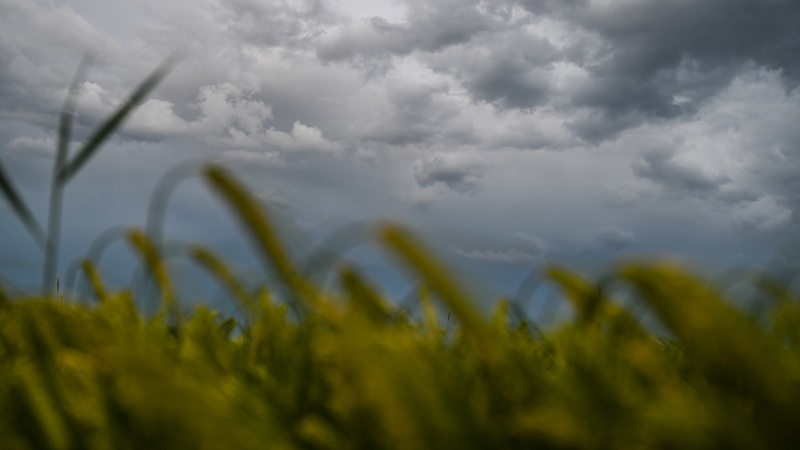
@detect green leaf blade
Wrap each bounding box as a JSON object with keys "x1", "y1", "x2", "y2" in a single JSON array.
[
  {"x1": 58, "y1": 56, "x2": 177, "y2": 184},
  {"x1": 0, "y1": 159, "x2": 46, "y2": 250}
]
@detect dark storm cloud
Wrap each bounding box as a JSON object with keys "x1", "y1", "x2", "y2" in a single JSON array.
[
  {"x1": 275, "y1": 0, "x2": 800, "y2": 145},
  {"x1": 323, "y1": 3, "x2": 567, "y2": 111},
  {"x1": 427, "y1": 28, "x2": 561, "y2": 109},
  {"x1": 524, "y1": 0, "x2": 800, "y2": 139},
  {"x1": 463, "y1": 57, "x2": 550, "y2": 109},
  {"x1": 564, "y1": 109, "x2": 643, "y2": 143},
  {"x1": 571, "y1": 0, "x2": 800, "y2": 82},
  {"x1": 366, "y1": 0, "x2": 800, "y2": 141}
]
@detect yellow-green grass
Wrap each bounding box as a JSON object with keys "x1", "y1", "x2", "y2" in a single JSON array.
[{"x1": 1, "y1": 164, "x2": 800, "y2": 449}]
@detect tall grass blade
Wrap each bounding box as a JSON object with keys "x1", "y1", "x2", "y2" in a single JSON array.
[
  {"x1": 55, "y1": 55, "x2": 92, "y2": 174},
  {"x1": 57, "y1": 55, "x2": 177, "y2": 184},
  {"x1": 203, "y1": 164, "x2": 317, "y2": 310},
  {"x1": 338, "y1": 263, "x2": 391, "y2": 322},
  {"x1": 80, "y1": 259, "x2": 108, "y2": 303},
  {"x1": 0, "y1": 160, "x2": 46, "y2": 249},
  {"x1": 377, "y1": 224, "x2": 492, "y2": 346},
  {"x1": 618, "y1": 262, "x2": 797, "y2": 412},
  {"x1": 544, "y1": 265, "x2": 600, "y2": 323},
  {"x1": 126, "y1": 229, "x2": 178, "y2": 321},
  {"x1": 546, "y1": 265, "x2": 645, "y2": 337},
  {"x1": 15, "y1": 363, "x2": 70, "y2": 450},
  {"x1": 63, "y1": 225, "x2": 128, "y2": 298},
  {"x1": 417, "y1": 284, "x2": 439, "y2": 330},
  {"x1": 490, "y1": 298, "x2": 511, "y2": 333},
  {"x1": 301, "y1": 221, "x2": 369, "y2": 280},
  {"x1": 43, "y1": 55, "x2": 93, "y2": 294},
  {"x1": 190, "y1": 245, "x2": 256, "y2": 317}
]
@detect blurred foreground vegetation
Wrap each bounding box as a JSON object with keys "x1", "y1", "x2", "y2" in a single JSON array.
[{"x1": 1, "y1": 165, "x2": 800, "y2": 449}]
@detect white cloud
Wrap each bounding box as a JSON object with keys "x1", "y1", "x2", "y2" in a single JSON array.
[
  {"x1": 124, "y1": 99, "x2": 191, "y2": 137},
  {"x1": 265, "y1": 121, "x2": 343, "y2": 154},
  {"x1": 193, "y1": 82, "x2": 272, "y2": 138}
]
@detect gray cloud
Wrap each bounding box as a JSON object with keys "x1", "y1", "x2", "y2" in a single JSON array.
[
  {"x1": 0, "y1": 0, "x2": 111, "y2": 124},
  {"x1": 133, "y1": 0, "x2": 334, "y2": 53},
  {"x1": 589, "y1": 227, "x2": 636, "y2": 251},
  {"x1": 514, "y1": 231, "x2": 551, "y2": 256},
  {"x1": 622, "y1": 68, "x2": 800, "y2": 235},
  {"x1": 464, "y1": 59, "x2": 551, "y2": 109},
  {"x1": 551, "y1": 0, "x2": 799, "y2": 132},
  {"x1": 632, "y1": 146, "x2": 731, "y2": 195},
  {"x1": 427, "y1": 28, "x2": 560, "y2": 109},
  {"x1": 564, "y1": 109, "x2": 643, "y2": 143},
  {"x1": 359, "y1": 80, "x2": 457, "y2": 146},
  {"x1": 415, "y1": 0, "x2": 800, "y2": 141},
  {"x1": 413, "y1": 153, "x2": 486, "y2": 195},
  {"x1": 730, "y1": 197, "x2": 791, "y2": 232},
  {"x1": 316, "y1": 0, "x2": 500, "y2": 63},
  {"x1": 224, "y1": 0, "x2": 335, "y2": 46},
  {"x1": 2, "y1": 0, "x2": 800, "y2": 298}
]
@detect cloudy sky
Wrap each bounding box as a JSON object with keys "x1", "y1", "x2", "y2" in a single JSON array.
[{"x1": 2, "y1": 0, "x2": 800, "y2": 309}]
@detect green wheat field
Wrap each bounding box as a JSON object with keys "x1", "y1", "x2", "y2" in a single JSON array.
[{"x1": 2, "y1": 60, "x2": 800, "y2": 449}]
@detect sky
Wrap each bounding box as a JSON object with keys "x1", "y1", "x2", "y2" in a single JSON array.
[{"x1": 1, "y1": 0, "x2": 800, "y2": 312}]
